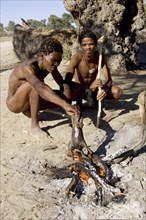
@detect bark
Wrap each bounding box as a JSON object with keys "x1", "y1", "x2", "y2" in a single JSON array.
[{"x1": 64, "y1": 0, "x2": 145, "y2": 71}]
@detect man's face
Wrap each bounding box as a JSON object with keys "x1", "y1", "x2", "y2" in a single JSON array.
[
  {"x1": 80, "y1": 37, "x2": 96, "y2": 56},
  {"x1": 43, "y1": 51, "x2": 62, "y2": 72}
]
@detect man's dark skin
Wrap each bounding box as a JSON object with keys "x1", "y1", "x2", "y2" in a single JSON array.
[
  {"x1": 63, "y1": 30, "x2": 123, "y2": 108},
  {"x1": 6, "y1": 38, "x2": 80, "y2": 139}
]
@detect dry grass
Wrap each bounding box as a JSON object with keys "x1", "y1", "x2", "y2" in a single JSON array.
[{"x1": 0, "y1": 36, "x2": 12, "y2": 42}]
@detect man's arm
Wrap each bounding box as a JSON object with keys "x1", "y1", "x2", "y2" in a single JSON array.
[
  {"x1": 27, "y1": 73, "x2": 66, "y2": 106},
  {"x1": 63, "y1": 54, "x2": 81, "y2": 102},
  {"x1": 51, "y1": 69, "x2": 64, "y2": 92},
  {"x1": 25, "y1": 68, "x2": 78, "y2": 116},
  {"x1": 96, "y1": 53, "x2": 113, "y2": 101},
  {"x1": 101, "y1": 53, "x2": 112, "y2": 91},
  {"x1": 64, "y1": 54, "x2": 81, "y2": 83},
  {"x1": 89, "y1": 52, "x2": 112, "y2": 92},
  {"x1": 89, "y1": 52, "x2": 112, "y2": 101}
]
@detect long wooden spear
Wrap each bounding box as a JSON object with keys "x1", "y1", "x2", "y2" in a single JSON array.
[{"x1": 96, "y1": 36, "x2": 105, "y2": 128}]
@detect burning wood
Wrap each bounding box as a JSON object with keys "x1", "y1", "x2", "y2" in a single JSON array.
[
  {"x1": 66, "y1": 111, "x2": 125, "y2": 204},
  {"x1": 103, "y1": 147, "x2": 134, "y2": 164},
  {"x1": 65, "y1": 91, "x2": 145, "y2": 203}
]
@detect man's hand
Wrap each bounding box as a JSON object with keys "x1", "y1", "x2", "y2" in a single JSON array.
[
  {"x1": 97, "y1": 89, "x2": 107, "y2": 101},
  {"x1": 90, "y1": 79, "x2": 103, "y2": 90},
  {"x1": 63, "y1": 102, "x2": 80, "y2": 118}
]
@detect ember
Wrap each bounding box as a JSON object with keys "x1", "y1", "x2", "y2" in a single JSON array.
[
  {"x1": 65, "y1": 112, "x2": 126, "y2": 205},
  {"x1": 65, "y1": 90, "x2": 145, "y2": 205}
]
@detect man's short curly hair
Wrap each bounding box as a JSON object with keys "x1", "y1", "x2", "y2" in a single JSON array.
[
  {"x1": 40, "y1": 37, "x2": 63, "y2": 55},
  {"x1": 78, "y1": 30, "x2": 97, "y2": 46}
]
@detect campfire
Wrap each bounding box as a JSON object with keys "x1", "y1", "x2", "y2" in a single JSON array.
[
  {"x1": 43, "y1": 91, "x2": 145, "y2": 206},
  {"x1": 65, "y1": 90, "x2": 146, "y2": 205},
  {"x1": 65, "y1": 113, "x2": 127, "y2": 205}
]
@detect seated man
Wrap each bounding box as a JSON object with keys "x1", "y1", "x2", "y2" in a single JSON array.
[
  {"x1": 63, "y1": 30, "x2": 123, "y2": 112},
  {"x1": 6, "y1": 37, "x2": 80, "y2": 139}
]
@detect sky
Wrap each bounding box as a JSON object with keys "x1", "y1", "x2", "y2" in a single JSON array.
[
  {"x1": 1, "y1": 0, "x2": 146, "y2": 27},
  {"x1": 1, "y1": 0, "x2": 68, "y2": 27}
]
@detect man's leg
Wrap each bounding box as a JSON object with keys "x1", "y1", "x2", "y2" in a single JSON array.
[
  {"x1": 6, "y1": 82, "x2": 32, "y2": 113},
  {"x1": 27, "y1": 88, "x2": 49, "y2": 139},
  {"x1": 7, "y1": 83, "x2": 47, "y2": 139},
  {"x1": 111, "y1": 85, "x2": 123, "y2": 100},
  {"x1": 28, "y1": 89, "x2": 64, "y2": 139}
]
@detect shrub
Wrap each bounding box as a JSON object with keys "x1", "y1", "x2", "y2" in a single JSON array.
[{"x1": 63, "y1": 43, "x2": 72, "y2": 60}]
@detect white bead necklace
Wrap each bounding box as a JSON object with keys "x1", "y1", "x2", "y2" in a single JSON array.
[
  {"x1": 85, "y1": 59, "x2": 95, "y2": 75},
  {"x1": 89, "y1": 67, "x2": 95, "y2": 74}
]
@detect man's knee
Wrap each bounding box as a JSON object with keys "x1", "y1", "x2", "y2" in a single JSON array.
[{"x1": 112, "y1": 86, "x2": 123, "y2": 100}]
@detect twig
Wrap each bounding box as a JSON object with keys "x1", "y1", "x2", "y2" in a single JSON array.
[
  {"x1": 96, "y1": 36, "x2": 105, "y2": 127},
  {"x1": 65, "y1": 171, "x2": 79, "y2": 196},
  {"x1": 102, "y1": 146, "x2": 128, "y2": 163}
]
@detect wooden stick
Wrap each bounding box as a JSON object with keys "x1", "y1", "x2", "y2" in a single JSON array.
[
  {"x1": 82, "y1": 161, "x2": 121, "y2": 195},
  {"x1": 102, "y1": 146, "x2": 128, "y2": 163},
  {"x1": 43, "y1": 109, "x2": 66, "y2": 117},
  {"x1": 65, "y1": 171, "x2": 79, "y2": 197},
  {"x1": 96, "y1": 36, "x2": 105, "y2": 128},
  {"x1": 70, "y1": 161, "x2": 121, "y2": 196}
]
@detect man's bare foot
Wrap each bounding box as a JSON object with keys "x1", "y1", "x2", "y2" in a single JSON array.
[
  {"x1": 30, "y1": 126, "x2": 49, "y2": 139},
  {"x1": 24, "y1": 126, "x2": 48, "y2": 139}
]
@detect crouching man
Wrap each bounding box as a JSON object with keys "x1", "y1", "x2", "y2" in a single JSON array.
[{"x1": 6, "y1": 38, "x2": 80, "y2": 139}]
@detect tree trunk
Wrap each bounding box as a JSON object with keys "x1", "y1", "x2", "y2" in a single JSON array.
[{"x1": 64, "y1": 0, "x2": 145, "y2": 72}]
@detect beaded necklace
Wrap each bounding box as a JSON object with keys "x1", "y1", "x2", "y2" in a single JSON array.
[{"x1": 83, "y1": 55, "x2": 96, "y2": 75}]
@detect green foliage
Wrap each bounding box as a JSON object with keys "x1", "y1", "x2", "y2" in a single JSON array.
[
  {"x1": 47, "y1": 13, "x2": 75, "y2": 30},
  {"x1": 1, "y1": 12, "x2": 76, "y2": 36},
  {"x1": 61, "y1": 13, "x2": 75, "y2": 29},
  {"x1": 26, "y1": 19, "x2": 47, "y2": 30},
  {"x1": 47, "y1": 15, "x2": 64, "y2": 29},
  {"x1": 63, "y1": 43, "x2": 72, "y2": 60},
  {"x1": 6, "y1": 21, "x2": 15, "y2": 31},
  {"x1": 0, "y1": 23, "x2": 4, "y2": 32},
  {"x1": 0, "y1": 23, "x2": 5, "y2": 36}
]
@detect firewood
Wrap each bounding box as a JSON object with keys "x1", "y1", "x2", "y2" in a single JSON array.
[
  {"x1": 66, "y1": 110, "x2": 125, "y2": 201},
  {"x1": 65, "y1": 171, "x2": 79, "y2": 197},
  {"x1": 70, "y1": 161, "x2": 122, "y2": 196}
]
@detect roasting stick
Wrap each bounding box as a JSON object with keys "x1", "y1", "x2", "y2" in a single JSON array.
[
  {"x1": 44, "y1": 109, "x2": 66, "y2": 117},
  {"x1": 96, "y1": 36, "x2": 105, "y2": 128}
]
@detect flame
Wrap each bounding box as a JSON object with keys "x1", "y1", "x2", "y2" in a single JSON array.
[
  {"x1": 79, "y1": 171, "x2": 90, "y2": 183},
  {"x1": 96, "y1": 167, "x2": 105, "y2": 178},
  {"x1": 72, "y1": 149, "x2": 82, "y2": 161},
  {"x1": 71, "y1": 149, "x2": 106, "y2": 183}
]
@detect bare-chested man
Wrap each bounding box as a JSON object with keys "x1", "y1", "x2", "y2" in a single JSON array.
[
  {"x1": 64, "y1": 30, "x2": 123, "y2": 109},
  {"x1": 6, "y1": 38, "x2": 80, "y2": 139}
]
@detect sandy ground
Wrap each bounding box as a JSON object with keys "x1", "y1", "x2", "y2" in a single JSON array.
[{"x1": 0, "y1": 38, "x2": 146, "y2": 220}]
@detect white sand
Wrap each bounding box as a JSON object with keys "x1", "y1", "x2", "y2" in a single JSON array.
[{"x1": 0, "y1": 39, "x2": 146, "y2": 220}]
